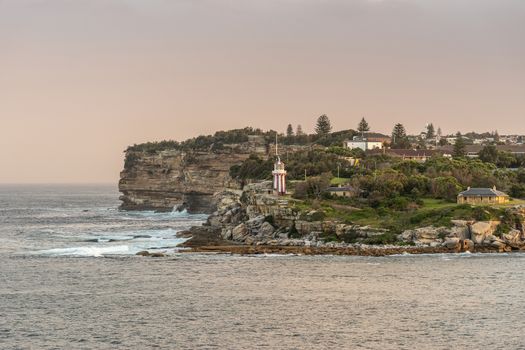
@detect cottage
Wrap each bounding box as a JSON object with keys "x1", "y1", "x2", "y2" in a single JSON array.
[
  {"x1": 326, "y1": 185, "x2": 358, "y2": 198},
  {"x1": 457, "y1": 186, "x2": 510, "y2": 205}
]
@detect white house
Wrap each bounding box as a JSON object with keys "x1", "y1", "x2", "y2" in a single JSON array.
[{"x1": 344, "y1": 137, "x2": 383, "y2": 151}]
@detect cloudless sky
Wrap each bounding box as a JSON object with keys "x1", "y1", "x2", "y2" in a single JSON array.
[{"x1": 1, "y1": 0, "x2": 523, "y2": 183}]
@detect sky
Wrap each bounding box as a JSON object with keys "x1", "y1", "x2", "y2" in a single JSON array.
[{"x1": 0, "y1": 0, "x2": 524, "y2": 183}]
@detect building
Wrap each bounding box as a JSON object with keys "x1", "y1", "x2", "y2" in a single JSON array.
[
  {"x1": 438, "y1": 145, "x2": 525, "y2": 158},
  {"x1": 457, "y1": 186, "x2": 510, "y2": 205},
  {"x1": 325, "y1": 185, "x2": 358, "y2": 198},
  {"x1": 367, "y1": 149, "x2": 441, "y2": 162},
  {"x1": 344, "y1": 136, "x2": 383, "y2": 151}
]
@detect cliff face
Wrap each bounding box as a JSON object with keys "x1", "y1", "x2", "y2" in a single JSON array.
[{"x1": 119, "y1": 140, "x2": 267, "y2": 213}]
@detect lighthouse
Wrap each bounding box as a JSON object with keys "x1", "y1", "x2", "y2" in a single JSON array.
[{"x1": 272, "y1": 136, "x2": 287, "y2": 195}]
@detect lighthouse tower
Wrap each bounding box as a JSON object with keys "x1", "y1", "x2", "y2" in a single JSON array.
[{"x1": 272, "y1": 136, "x2": 287, "y2": 195}]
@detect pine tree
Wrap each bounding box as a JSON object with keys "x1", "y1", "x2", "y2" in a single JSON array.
[
  {"x1": 391, "y1": 123, "x2": 410, "y2": 149},
  {"x1": 453, "y1": 132, "x2": 466, "y2": 157},
  {"x1": 426, "y1": 123, "x2": 435, "y2": 140},
  {"x1": 357, "y1": 117, "x2": 370, "y2": 137},
  {"x1": 296, "y1": 124, "x2": 304, "y2": 136},
  {"x1": 286, "y1": 124, "x2": 294, "y2": 137},
  {"x1": 315, "y1": 114, "x2": 332, "y2": 135}
]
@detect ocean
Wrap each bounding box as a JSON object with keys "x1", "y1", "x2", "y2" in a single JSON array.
[{"x1": 1, "y1": 185, "x2": 525, "y2": 349}]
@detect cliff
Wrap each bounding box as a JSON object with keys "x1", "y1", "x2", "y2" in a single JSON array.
[{"x1": 119, "y1": 139, "x2": 267, "y2": 213}]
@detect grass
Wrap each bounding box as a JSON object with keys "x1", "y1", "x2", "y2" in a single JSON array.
[
  {"x1": 294, "y1": 196, "x2": 513, "y2": 234},
  {"x1": 330, "y1": 177, "x2": 352, "y2": 186}
]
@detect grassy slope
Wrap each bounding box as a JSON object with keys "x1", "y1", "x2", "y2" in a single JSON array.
[{"x1": 291, "y1": 197, "x2": 519, "y2": 234}]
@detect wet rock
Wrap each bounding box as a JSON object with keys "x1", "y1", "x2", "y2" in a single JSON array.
[{"x1": 136, "y1": 250, "x2": 150, "y2": 256}]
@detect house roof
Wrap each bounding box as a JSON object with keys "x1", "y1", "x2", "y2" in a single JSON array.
[
  {"x1": 439, "y1": 144, "x2": 525, "y2": 154},
  {"x1": 458, "y1": 187, "x2": 509, "y2": 197},
  {"x1": 367, "y1": 149, "x2": 441, "y2": 157}
]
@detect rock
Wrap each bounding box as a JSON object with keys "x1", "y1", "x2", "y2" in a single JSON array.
[
  {"x1": 221, "y1": 228, "x2": 233, "y2": 240},
  {"x1": 136, "y1": 250, "x2": 150, "y2": 256},
  {"x1": 244, "y1": 236, "x2": 256, "y2": 245},
  {"x1": 150, "y1": 252, "x2": 165, "y2": 257},
  {"x1": 470, "y1": 221, "x2": 499, "y2": 244},
  {"x1": 451, "y1": 220, "x2": 470, "y2": 227},
  {"x1": 400, "y1": 230, "x2": 415, "y2": 242},
  {"x1": 448, "y1": 226, "x2": 470, "y2": 240},
  {"x1": 245, "y1": 215, "x2": 266, "y2": 232},
  {"x1": 443, "y1": 238, "x2": 460, "y2": 249},
  {"x1": 462, "y1": 239, "x2": 475, "y2": 252},
  {"x1": 232, "y1": 223, "x2": 249, "y2": 242},
  {"x1": 257, "y1": 222, "x2": 275, "y2": 238}
]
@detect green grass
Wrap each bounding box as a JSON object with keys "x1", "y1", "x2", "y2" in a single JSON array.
[
  {"x1": 420, "y1": 198, "x2": 457, "y2": 209},
  {"x1": 291, "y1": 195, "x2": 514, "y2": 235},
  {"x1": 330, "y1": 177, "x2": 352, "y2": 186}
]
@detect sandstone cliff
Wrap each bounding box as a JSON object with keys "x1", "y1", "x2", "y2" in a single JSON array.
[{"x1": 119, "y1": 140, "x2": 267, "y2": 213}]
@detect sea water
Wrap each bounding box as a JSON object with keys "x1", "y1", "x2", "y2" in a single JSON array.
[{"x1": 1, "y1": 185, "x2": 525, "y2": 349}]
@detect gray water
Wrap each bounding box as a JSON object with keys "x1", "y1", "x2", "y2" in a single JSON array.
[{"x1": 1, "y1": 185, "x2": 525, "y2": 349}]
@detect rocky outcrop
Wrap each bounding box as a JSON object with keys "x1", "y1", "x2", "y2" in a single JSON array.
[
  {"x1": 398, "y1": 210, "x2": 525, "y2": 252},
  {"x1": 204, "y1": 181, "x2": 394, "y2": 247},
  {"x1": 119, "y1": 143, "x2": 266, "y2": 213}
]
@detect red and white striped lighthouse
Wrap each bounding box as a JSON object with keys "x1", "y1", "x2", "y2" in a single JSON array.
[{"x1": 272, "y1": 136, "x2": 287, "y2": 195}]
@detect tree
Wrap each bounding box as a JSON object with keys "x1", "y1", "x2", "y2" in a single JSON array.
[
  {"x1": 315, "y1": 114, "x2": 332, "y2": 135},
  {"x1": 286, "y1": 124, "x2": 294, "y2": 137},
  {"x1": 296, "y1": 124, "x2": 304, "y2": 135},
  {"x1": 391, "y1": 123, "x2": 410, "y2": 149},
  {"x1": 478, "y1": 145, "x2": 498, "y2": 164},
  {"x1": 357, "y1": 117, "x2": 370, "y2": 137},
  {"x1": 453, "y1": 132, "x2": 466, "y2": 157},
  {"x1": 431, "y1": 176, "x2": 462, "y2": 202},
  {"x1": 426, "y1": 123, "x2": 435, "y2": 140}
]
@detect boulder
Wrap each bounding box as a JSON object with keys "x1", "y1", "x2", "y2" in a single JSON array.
[
  {"x1": 462, "y1": 239, "x2": 475, "y2": 252},
  {"x1": 257, "y1": 221, "x2": 275, "y2": 238},
  {"x1": 451, "y1": 220, "x2": 470, "y2": 227},
  {"x1": 443, "y1": 237, "x2": 460, "y2": 249},
  {"x1": 221, "y1": 228, "x2": 233, "y2": 240},
  {"x1": 245, "y1": 215, "x2": 266, "y2": 232},
  {"x1": 232, "y1": 223, "x2": 249, "y2": 242},
  {"x1": 400, "y1": 230, "x2": 415, "y2": 242},
  {"x1": 448, "y1": 226, "x2": 470, "y2": 240}
]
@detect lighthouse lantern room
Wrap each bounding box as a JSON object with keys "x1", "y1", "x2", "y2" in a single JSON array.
[{"x1": 272, "y1": 136, "x2": 287, "y2": 195}]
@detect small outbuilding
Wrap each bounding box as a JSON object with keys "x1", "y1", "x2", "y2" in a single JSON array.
[
  {"x1": 326, "y1": 185, "x2": 358, "y2": 198},
  {"x1": 457, "y1": 186, "x2": 510, "y2": 205}
]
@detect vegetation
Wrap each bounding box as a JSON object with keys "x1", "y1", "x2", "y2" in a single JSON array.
[
  {"x1": 453, "y1": 133, "x2": 467, "y2": 157},
  {"x1": 126, "y1": 127, "x2": 277, "y2": 153},
  {"x1": 315, "y1": 114, "x2": 332, "y2": 135},
  {"x1": 391, "y1": 123, "x2": 410, "y2": 149},
  {"x1": 357, "y1": 117, "x2": 370, "y2": 137}
]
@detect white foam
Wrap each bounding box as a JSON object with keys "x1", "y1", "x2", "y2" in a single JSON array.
[{"x1": 34, "y1": 245, "x2": 132, "y2": 257}]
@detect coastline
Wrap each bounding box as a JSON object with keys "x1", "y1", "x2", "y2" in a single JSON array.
[{"x1": 176, "y1": 225, "x2": 503, "y2": 256}]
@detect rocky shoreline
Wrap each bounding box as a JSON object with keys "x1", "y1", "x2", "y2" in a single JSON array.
[{"x1": 173, "y1": 181, "x2": 525, "y2": 256}]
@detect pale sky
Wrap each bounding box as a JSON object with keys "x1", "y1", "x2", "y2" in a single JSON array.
[{"x1": 0, "y1": 0, "x2": 523, "y2": 183}]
